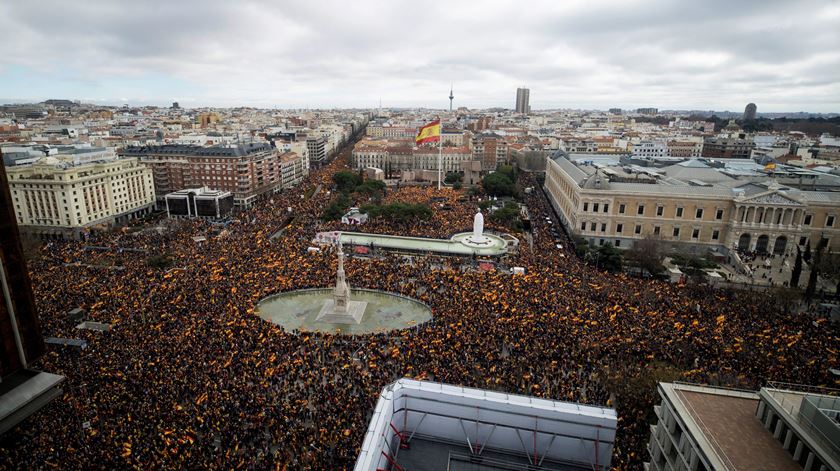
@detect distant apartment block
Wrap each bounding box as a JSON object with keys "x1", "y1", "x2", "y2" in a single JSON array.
[
  {"x1": 278, "y1": 150, "x2": 308, "y2": 189},
  {"x1": 632, "y1": 140, "x2": 667, "y2": 159},
  {"x1": 702, "y1": 138, "x2": 755, "y2": 159},
  {"x1": 465, "y1": 115, "x2": 493, "y2": 132},
  {"x1": 121, "y1": 143, "x2": 300, "y2": 207},
  {"x1": 306, "y1": 135, "x2": 328, "y2": 167},
  {"x1": 196, "y1": 112, "x2": 221, "y2": 127},
  {"x1": 744, "y1": 102, "x2": 758, "y2": 121},
  {"x1": 647, "y1": 382, "x2": 839, "y2": 471},
  {"x1": 472, "y1": 133, "x2": 511, "y2": 170},
  {"x1": 667, "y1": 140, "x2": 704, "y2": 158},
  {"x1": 6, "y1": 157, "x2": 155, "y2": 239},
  {"x1": 515, "y1": 87, "x2": 530, "y2": 114}
]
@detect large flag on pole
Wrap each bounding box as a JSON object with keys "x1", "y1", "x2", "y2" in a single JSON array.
[{"x1": 415, "y1": 120, "x2": 441, "y2": 145}]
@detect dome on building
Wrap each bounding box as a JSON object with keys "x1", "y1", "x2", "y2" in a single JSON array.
[{"x1": 581, "y1": 170, "x2": 610, "y2": 190}]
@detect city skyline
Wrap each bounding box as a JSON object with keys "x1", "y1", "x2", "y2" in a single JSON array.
[{"x1": 1, "y1": 0, "x2": 839, "y2": 111}]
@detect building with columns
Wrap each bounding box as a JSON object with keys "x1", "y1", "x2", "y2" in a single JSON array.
[
  {"x1": 544, "y1": 152, "x2": 840, "y2": 255},
  {"x1": 5, "y1": 156, "x2": 155, "y2": 239}
]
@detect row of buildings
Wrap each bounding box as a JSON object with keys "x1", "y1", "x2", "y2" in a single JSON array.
[
  {"x1": 3, "y1": 143, "x2": 310, "y2": 238},
  {"x1": 1, "y1": 102, "x2": 370, "y2": 238}
]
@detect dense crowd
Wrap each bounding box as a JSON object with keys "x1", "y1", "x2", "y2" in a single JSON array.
[
  {"x1": 0, "y1": 142, "x2": 837, "y2": 470},
  {"x1": 321, "y1": 185, "x2": 489, "y2": 239}
]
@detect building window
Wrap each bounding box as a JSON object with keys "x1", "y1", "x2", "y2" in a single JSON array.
[
  {"x1": 715, "y1": 209, "x2": 724, "y2": 220},
  {"x1": 799, "y1": 236, "x2": 807, "y2": 246},
  {"x1": 696, "y1": 208, "x2": 703, "y2": 219},
  {"x1": 599, "y1": 239, "x2": 604, "y2": 246},
  {"x1": 654, "y1": 226, "x2": 661, "y2": 236},
  {"x1": 601, "y1": 223, "x2": 607, "y2": 232},
  {"x1": 673, "y1": 227, "x2": 680, "y2": 237},
  {"x1": 712, "y1": 230, "x2": 720, "y2": 240},
  {"x1": 615, "y1": 240, "x2": 621, "y2": 247},
  {"x1": 637, "y1": 204, "x2": 645, "y2": 215},
  {"x1": 656, "y1": 206, "x2": 664, "y2": 217},
  {"x1": 676, "y1": 207, "x2": 683, "y2": 218},
  {"x1": 619, "y1": 203, "x2": 626, "y2": 214},
  {"x1": 692, "y1": 228, "x2": 700, "y2": 239},
  {"x1": 603, "y1": 203, "x2": 609, "y2": 213},
  {"x1": 593, "y1": 203, "x2": 599, "y2": 212},
  {"x1": 590, "y1": 222, "x2": 596, "y2": 231},
  {"x1": 804, "y1": 214, "x2": 812, "y2": 225},
  {"x1": 583, "y1": 202, "x2": 588, "y2": 212},
  {"x1": 635, "y1": 224, "x2": 642, "y2": 235},
  {"x1": 828, "y1": 215, "x2": 835, "y2": 227}
]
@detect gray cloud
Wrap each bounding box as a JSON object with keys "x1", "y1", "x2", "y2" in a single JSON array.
[{"x1": 1, "y1": 0, "x2": 838, "y2": 111}]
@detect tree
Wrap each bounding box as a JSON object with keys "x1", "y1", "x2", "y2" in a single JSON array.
[
  {"x1": 444, "y1": 172, "x2": 462, "y2": 184},
  {"x1": 333, "y1": 171, "x2": 362, "y2": 193},
  {"x1": 790, "y1": 246, "x2": 803, "y2": 288},
  {"x1": 594, "y1": 243, "x2": 623, "y2": 272},
  {"x1": 815, "y1": 250, "x2": 840, "y2": 298},
  {"x1": 481, "y1": 171, "x2": 516, "y2": 197},
  {"x1": 805, "y1": 238, "x2": 827, "y2": 300},
  {"x1": 360, "y1": 202, "x2": 432, "y2": 224},
  {"x1": 488, "y1": 202, "x2": 522, "y2": 231},
  {"x1": 355, "y1": 180, "x2": 386, "y2": 202},
  {"x1": 322, "y1": 194, "x2": 352, "y2": 221},
  {"x1": 625, "y1": 236, "x2": 666, "y2": 276}
]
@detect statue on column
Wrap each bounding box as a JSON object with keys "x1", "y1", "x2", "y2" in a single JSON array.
[{"x1": 333, "y1": 243, "x2": 349, "y2": 313}]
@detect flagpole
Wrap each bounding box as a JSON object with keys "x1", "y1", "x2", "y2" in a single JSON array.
[{"x1": 438, "y1": 114, "x2": 442, "y2": 190}]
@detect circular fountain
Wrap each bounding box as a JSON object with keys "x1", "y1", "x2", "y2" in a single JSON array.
[
  {"x1": 255, "y1": 288, "x2": 433, "y2": 335},
  {"x1": 254, "y1": 244, "x2": 432, "y2": 335}
]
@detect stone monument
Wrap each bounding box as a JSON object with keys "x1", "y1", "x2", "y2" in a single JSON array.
[
  {"x1": 463, "y1": 209, "x2": 493, "y2": 247},
  {"x1": 316, "y1": 243, "x2": 367, "y2": 324}
]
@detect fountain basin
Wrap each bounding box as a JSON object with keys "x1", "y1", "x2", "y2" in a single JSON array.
[{"x1": 255, "y1": 288, "x2": 432, "y2": 335}]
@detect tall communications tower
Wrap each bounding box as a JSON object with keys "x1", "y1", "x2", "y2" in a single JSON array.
[{"x1": 449, "y1": 85, "x2": 454, "y2": 112}]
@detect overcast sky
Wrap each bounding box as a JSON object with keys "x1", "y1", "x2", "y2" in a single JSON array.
[{"x1": 1, "y1": 0, "x2": 839, "y2": 111}]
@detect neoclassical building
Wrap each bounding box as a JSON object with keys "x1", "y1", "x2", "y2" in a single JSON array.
[
  {"x1": 544, "y1": 153, "x2": 840, "y2": 255},
  {"x1": 6, "y1": 156, "x2": 155, "y2": 239}
]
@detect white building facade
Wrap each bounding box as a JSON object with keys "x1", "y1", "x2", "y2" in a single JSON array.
[{"x1": 6, "y1": 157, "x2": 155, "y2": 239}]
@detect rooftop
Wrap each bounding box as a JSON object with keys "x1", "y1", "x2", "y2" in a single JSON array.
[
  {"x1": 121, "y1": 142, "x2": 273, "y2": 157},
  {"x1": 670, "y1": 384, "x2": 799, "y2": 471},
  {"x1": 356, "y1": 379, "x2": 616, "y2": 471},
  {"x1": 551, "y1": 152, "x2": 840, "y2": 198}
]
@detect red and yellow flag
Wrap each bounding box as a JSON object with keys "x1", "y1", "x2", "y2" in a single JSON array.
[{"x1": 415, "y1": 120, "x2": 440, "y2": 145}]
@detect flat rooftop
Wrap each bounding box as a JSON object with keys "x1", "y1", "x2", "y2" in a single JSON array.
[
  {"x1": 395, "y1": 437, "x2": 590, "y2": 471},
  {"x1": 674, "y1": 388, "x2": 799, "y2": 471}
]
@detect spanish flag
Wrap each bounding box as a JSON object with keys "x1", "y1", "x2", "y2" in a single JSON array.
[
  {"x1": 415, "y1": 120, "x2": 441, "y2": 145},
  {"x1": 765, "y1": 162, "x2": 777, "y2": 171}
]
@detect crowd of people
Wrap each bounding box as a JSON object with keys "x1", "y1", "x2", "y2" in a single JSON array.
[
  {"x1": 321, "y1": 184, "x2": 486, "y2": 239},
  {"x1": 1, "y1": 142, "x2": 837, "y2": 470}
]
